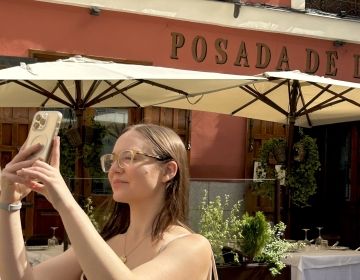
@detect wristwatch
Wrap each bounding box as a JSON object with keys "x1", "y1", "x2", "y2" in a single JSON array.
[{"x1": 0, "y1": 202, "x2": 22, "y2": 212}]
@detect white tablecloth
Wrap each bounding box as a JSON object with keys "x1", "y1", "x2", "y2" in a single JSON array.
[
  {"x1": 26, "y1": 245, "x2": 64, "y2": 265},
  {"x1": 283, "y1": 247, "x2": 360, "y2": 280}
]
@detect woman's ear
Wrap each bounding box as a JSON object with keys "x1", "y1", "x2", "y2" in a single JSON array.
[{"x1": 162, "y1": 160, "x2": 178, "y2": 183}]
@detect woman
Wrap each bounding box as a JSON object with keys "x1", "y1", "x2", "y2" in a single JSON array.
[{"x1": 0, "y1": 123, "x2": 217, "y2": 280}]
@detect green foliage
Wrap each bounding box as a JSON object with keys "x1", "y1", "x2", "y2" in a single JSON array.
[
  {"x1": 252, "y1": 138, "x2": 286, "y2": 199},
  {"x1": 200, "y1": 191, "x2": 297, "y2": 276},
  {"x1": 83, "y1": 196, "x2": 100, "y2": 232},
  {"x1": 82, "y1": 119, "x2": 108, "y2": 179},
  {"x1": 254, "y1": 133, "x2": 321, "y2": 207},
  {"x1": 239, "y1": 212, "x2": 271, "y2": 260},
  {"x1": 59, "y1": 119, "x2": 108, "y2": 181},
  {"x1": 255, "y1": 222, "x2": 297, "y2": 276},
  {"x1": 59, "y1": 128, "x2": 76, "y2": 180},
  {"x1": 199, "y1": 190, "x2": 242, "y2": 263},
  {"x1": 286, "y1": 134, "x2": 321, "y2": 207}
]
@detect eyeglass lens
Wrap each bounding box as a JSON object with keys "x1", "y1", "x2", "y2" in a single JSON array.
[{"x1": 100, "y1": 151, "x2": 135, "y2": 172}]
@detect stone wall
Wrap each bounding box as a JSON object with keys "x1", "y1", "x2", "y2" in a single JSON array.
[{"x1": 188, "y1": 179, "x2": 252, "y2": 232}]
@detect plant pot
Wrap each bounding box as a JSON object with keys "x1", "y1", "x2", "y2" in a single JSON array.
[
  {"x1": 274, "y1": 146, "x2": 286, "y2": 163},
  {"x1": 222, "y1": 246, "x2": 242, "y2": 264},
  {"x1": 65, "y1": 127, "x2": 82, "y2": 147},
  {"x1": 267, "y1": 152, "x2": 277, "y2": 165}
]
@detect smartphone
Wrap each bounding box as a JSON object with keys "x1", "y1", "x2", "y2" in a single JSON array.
[{"x1": 25, "y1": 111, "x2": 63, "y2": 162}]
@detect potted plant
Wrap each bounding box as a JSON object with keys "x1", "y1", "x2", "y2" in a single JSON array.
[
  {"x1": 253, "y1": 131, "x2": 320, "y2": 207},
  {"x1": 286, "y1": 133, "x2": 321, "y2": 207},
  {"x1": 199, "y1": 190, "x2": 242, "y2": 264},
  {"x1": 199, "y1": 191, "x2": 296, "y2": 276}
]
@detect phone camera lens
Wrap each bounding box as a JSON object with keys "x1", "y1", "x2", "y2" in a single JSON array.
[
  {"x1": 33, "y1": 122, "x2": 40, "y2": 129},
  {"x1": 40, "y1": 118, "x2": 46, "y2": 125},
  {"x1": 36, "y1": 114, "x2": 42, "y2": 121}
]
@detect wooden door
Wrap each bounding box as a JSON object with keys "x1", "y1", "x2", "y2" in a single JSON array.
[{"x1": 244, "y1": 119, "x2": 288, "y2": 220}]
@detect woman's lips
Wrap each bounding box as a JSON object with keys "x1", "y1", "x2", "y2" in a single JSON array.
[{"x1": 111, "y1": 178, "x2": 128, "y2": 186}]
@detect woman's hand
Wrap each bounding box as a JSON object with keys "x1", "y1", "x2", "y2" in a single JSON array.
[
  {"x1": 0, "y1": 142, "x2": 43, "y2": 203},
  {"x1": 16, "y1": 137, "x2": 75, "y2": 211}
]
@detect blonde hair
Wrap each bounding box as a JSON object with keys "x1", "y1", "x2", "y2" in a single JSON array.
[{"x1": 101, "y1": 123, "x2": 189, "y2": 241}]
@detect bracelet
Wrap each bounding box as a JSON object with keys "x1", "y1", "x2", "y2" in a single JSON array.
[{"x1": 0, "y1": 201, "x2": 22, "y2": 212}]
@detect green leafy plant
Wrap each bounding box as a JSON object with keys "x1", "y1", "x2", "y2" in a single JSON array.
[
  {"x1": 59, "y1": 128, "x2": 76, "y2": 180},
  {"x1": 286, "y1": 133, "x2": 321, "y2": 207},
  {"x1": 253, "y1": 132, "x2": 320, "y2": 207},
  {"x1": 199, "y1": 190, "x2": 242, "y2": 263},
  {"x1": 199, "y1": 191, "x2": 297, "y2": 276},
  {"x1": 83, "y1": 196, "x2": 100, "y2": 232},
  {"x1": 255, "y1": 222, "x2": 296, "y2": 276},
  {"x1": 252, "y1": 138, "x2": 286, "y2": 199},
  {"x1": 238, "y1": 211, "x2": 270, "y2": 261},
  {"x1": 82, "y1": 119, "x2": 108, "y2": 179}
]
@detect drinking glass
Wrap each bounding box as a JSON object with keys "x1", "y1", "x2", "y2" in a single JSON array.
[
  {"x1": 315, "y1": 226, "x2": 323, "y2": 247},
  {"x1": 302, "y1": 228, "x2": 311, "y2": 246},
  {"x1": 48, "y1": 227, "x2": 59, "y2": 248}
]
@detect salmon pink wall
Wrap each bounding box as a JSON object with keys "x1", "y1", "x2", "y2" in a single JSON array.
[
  {"x1": 190, "y1": 111, "x2": 247, "y2": 179},
  {"x1": 1, "y1": 0, "x2": 359, "y2": 179},
  {"x1": 1, "y1": 0, "x2": 359, "y2": 82}
]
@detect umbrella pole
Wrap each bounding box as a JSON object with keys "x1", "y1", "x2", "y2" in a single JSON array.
[
  {"x1": 74, "y1": 108, "x2": 85, "y2": 203},
  {"x1": 284, "y1": 80, "x2": 299, "y2": 237}
]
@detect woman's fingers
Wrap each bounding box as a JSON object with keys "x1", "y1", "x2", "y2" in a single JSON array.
[
  {"x1": 27, "y1": 181, "x2": 45, "y2": 195},
  {"x1": 49, "y1": 136, "x2": 60, "y2": 169},
  {"x1": 11, "y1": 143, "x2": 43, "y2": 163}
]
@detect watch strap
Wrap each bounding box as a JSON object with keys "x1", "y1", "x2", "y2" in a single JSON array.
[{"x1": 0, "y1": 201, "x2": 22, "y2": 212}]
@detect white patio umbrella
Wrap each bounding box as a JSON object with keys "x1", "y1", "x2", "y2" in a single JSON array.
[
  {"x1": 0, "y1": 56, "x2": 263, "y2": 191},
  {"x1": 155, "y1": 70, "x2": 360, "y2": 162},
  {"x1": 0, "y1": 56, "x2": 264, "y2": 109},
  {"x1": 156, "y1": 70, "x2": 360, "y2": 128}
]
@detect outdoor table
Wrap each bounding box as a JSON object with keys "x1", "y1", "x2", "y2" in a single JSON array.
[
  {"x1": 26, "y1": 245, "x2": 64, "y2": 265},
  {"x1": 283, "y1": 246, "x2": 360, "y2": 280}
]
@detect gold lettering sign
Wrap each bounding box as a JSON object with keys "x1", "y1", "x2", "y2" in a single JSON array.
[
  {"x1": 234, "y1": 41, "x2": 249, "y2": 67},
  {"x1": 170, "y1": 32, "x2": 360, "y2": 80},
  {"x1": 325, "y1": 51, "x2": 338, "y2": 76}
]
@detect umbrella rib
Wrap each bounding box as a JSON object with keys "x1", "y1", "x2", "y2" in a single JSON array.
[
  {"x1": 14, "y1": 80, "x2": 73, "y2": 107},
  {"x1": 58, "y1": 81, "x2": 77, "y2": 106},
  {"x1": 82, "y1": 80, "x2": 102, "y2": 105},
  {"x1": 139, "y1": 79, "x2": 189, "y2": 96},
  {"x1": 40, "y1": 83, "x2": 61, "y2": 107},
  {"x1": 232, "y1": 81, "x2": 288, "y2": 116},
  {"x1": 297, "y1": 84, "x2": 313, "y2": 127},
  {"x1": 310, "y1": 82, "x2": 360, "y2": 107},
  {"x1": 297, "y1": 84, "x2": 360, "y2": 117},
  {"x1": 86, "y1": 80, "x2": 143, "y2": 107},
  {"x1": 296, "y1": 84, "x2": 331, "y2": 117},
  {"x1": 86, "y1": 80, "x2": 125, "y2": 106}
]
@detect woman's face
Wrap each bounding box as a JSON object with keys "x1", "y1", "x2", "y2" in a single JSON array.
[{"x1": 108, "y1": 129, "x2": 166, "y2": 203}]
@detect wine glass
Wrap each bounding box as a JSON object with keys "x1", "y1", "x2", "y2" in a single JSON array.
[
  {"x1": 302, "y1": 228, "x2": 311, "y2": 246},
  {"x1": 315, "y1": 226, "x2": 323, "y2": 247},
  {"x1": 48, "y1": 227, "x2": 59, "y2": 248}
]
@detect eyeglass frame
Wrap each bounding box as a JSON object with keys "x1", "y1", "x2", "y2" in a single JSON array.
[{"x1": 100, "y1": 149, "x2": 170, "y2": 173}]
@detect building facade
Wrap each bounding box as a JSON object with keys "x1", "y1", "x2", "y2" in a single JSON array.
[{"x1": 1, "y1": 0, "x2": 360, "y2": 245}]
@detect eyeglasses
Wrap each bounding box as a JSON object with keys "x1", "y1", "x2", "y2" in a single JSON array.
[{"x1": 100, "y1": 150, "x2": 167, "y2": 173}]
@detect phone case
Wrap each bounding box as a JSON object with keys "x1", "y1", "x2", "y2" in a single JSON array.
[{"x1": 25, "y1": 111, "x2": 63, "y2": 162}]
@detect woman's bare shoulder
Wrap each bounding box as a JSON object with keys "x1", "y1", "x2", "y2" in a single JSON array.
[{"x1": 161, "y1": 229, "x2": 212, "y2": 256}]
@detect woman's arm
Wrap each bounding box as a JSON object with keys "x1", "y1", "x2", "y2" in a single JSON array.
[
  {"x1": 0, "y1": 143, "x2": 43, "y2": 280},
  {"x1": 0, "y1": 207, "x2": 32, "y2": 280}
]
